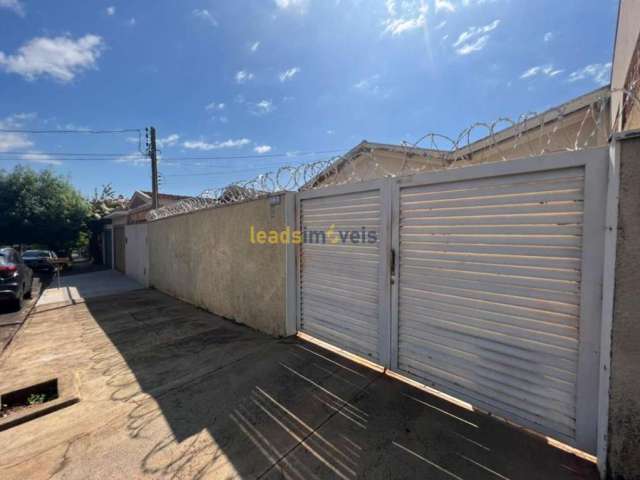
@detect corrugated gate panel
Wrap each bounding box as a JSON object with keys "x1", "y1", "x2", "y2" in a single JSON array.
[
  {"x1": 299, "y1": 189, "x2": 382, "y2": 361},
  {"x1": 397, "y1": 166, "x2": 585, "y2": 443}
]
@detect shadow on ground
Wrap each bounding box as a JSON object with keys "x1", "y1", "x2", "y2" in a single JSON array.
[{"x1": 78, "y1": 289, "x2": 598, "y2": 480}]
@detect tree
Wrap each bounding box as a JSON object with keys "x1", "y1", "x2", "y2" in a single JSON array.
[
  {"x1": 88, "y1": 183, "x2": 128, "y2": 219},
  {"x1": 0, "y1": 166, "x2": 89, "y2": 252}
]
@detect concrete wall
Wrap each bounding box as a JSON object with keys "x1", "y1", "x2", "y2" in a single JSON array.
[
  {"x1": 148, "y1": 194, "x2": 294, "y2": 337},
  {"x1": 607, "y1": 135, "x2": 640, "y2": 479},
  {"x1": 125, "y1": 223, "x2": 148, "y2": 287},
  {"x1": 611, "y1": 0, "x2": 640, "y2": 131}
]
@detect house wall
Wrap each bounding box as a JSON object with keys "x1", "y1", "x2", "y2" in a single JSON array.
[
  {"x1": 607, "y1": 135, "x2": 640, "y2": 480},
  {"x1": 318, "y1": 148, "x2": 447, "y2": 187},
  {"x1": 148, "y1": 193, "x2": 294, "y2": 337},
  {"x1": 464, "y1": 107, "x2": 610, "y2": 165},
  {"x1": 125, "y1": 223, "x2": 148, "y2": 287},
  {"x1": 317, "y1": 106, "x2": 609, "y2": 187},
  {"x1": 611, "y1": 0, "x2": 640, "y2": 131}
]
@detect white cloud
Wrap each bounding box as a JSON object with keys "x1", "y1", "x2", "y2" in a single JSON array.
[
  {"x1": 385, "y1": 0, "x2": 396, "y2": 16},
  {"x1": 520, "y1": 64, "x2": 563, "y2": 79},
  {"x1": 353, "y1": 74, "x2": 389, "y2": 98},
  {"x1": 455, "y1": 36, "x2": 489, "y2": 55},
  {"x1": 543, "y1": 32, "x2": 553, "y2": 43},
  {"x1": 115, "y1": 152, "x2": 149, "y2": 165},
  {"x1": 127, "y1": 17, "x2": 136, "y2": 26},
  {"x1": 254, "y1": 145, "x2": 272, "y2": 154},
  {"x1": 0, "y1": 113, "x2": 36, "y2": 152},
  {"x1": 568, "y1": 62, "x2": 612, "y2": 86},
  {"x1": 205, "y1": 101, "x2": 225, "y2": 111},
  {"x1": 0, "y1": 34, "x2": 104, "y2": 82},
  {"x1": 235, "y1": 70, "x2": 254, "y2": 84},
  {"x1": 192, "y1": 9, "x2": 218, "y2": 26},
  {"x1": 250, "y1": 41, "x2": 260, "y2": 53},
  {"x1": 383, "y1": 0, "x2": 427, "y2": 36},
  {"x1": 453, "y1": 19, "x2": 500, "y2": 47},
  {"x1": 279, "y1": 67, "x2": 300, "y2": 82},
  {"x1": 183, "y1": 138, "x2": 251, "y2": 150},
  {"x1": 435, "y1": 0, "x2": 455, "y2": 13},
  {"x1": 20, "y1": 151, "x2": 61, "y2": 165},
  {"x1": 3, "y1": 112, "x2": 36, "y2": 126},
  {"x1": 106, "y1": 6, "x2": 115, "y2": 16},
  {"x1": 157, "y1": 134, "x2": 180, "y2": 148},
  {"x1": 354, "y1": 76, "x2": 375, "y2": 89},
  {"x1": 251, "y1": 99, "x2": 274, "y2": 115},
  {"x1": 0, "y1": 0, "x2": 24, "y2": 16},
  {"x1": 0, "y1": 132, "x2": 32, "y2": 152},
  {"x1": 435, "y1": 20, "x2": 447, "y2": 30},
  {"x1": 274, "y1": 0, "x2": 309, "y2": 14},
  {"x1": 453, "y1": 19, "x2": 500, "y2": 55}
]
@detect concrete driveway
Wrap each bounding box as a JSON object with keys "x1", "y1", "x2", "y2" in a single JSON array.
[
  {"x1": 0, "y1": 286, "x2": 598, "y2": 479},
  {"x1": 36, "y1": 269, "x2": 144, "y2": 306}
]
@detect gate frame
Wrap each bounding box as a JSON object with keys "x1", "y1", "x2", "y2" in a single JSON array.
[
  {"x1": 296, "y1": 180, "x2": 393, "y2": 366},
  {"x1": 388, "y1": 147, "x2": 608, "y2": 453},
  {"x1": 293, "y1": 148, "x2": 608, "y2": 453}
]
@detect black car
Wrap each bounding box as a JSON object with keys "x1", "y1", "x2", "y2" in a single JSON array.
[
  {"x1": 0, "y1": 247, "x2": 34, "y2": 309},
  {"x1": 22, "y1": 250, "x2": 58, "y2": 274}
]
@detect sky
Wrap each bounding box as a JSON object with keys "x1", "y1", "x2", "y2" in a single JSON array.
[{"x1": 0, "y1": 0, "x2": 618, "y2": 198}]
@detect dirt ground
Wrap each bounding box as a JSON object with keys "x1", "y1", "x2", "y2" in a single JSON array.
[{"x1": 0, "y1": 287, "x2": 598, "y2": 479}]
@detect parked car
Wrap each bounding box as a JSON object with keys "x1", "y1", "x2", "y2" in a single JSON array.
[
  {"x1": 0, "y1": 247, "x2": 33, "y2": 310},
  {"x1": 55, "y1": 252, "x2": 73, "y2": 271},
  {"x1": 22, "y1": 250, "x2": 58, "y2": 274}
]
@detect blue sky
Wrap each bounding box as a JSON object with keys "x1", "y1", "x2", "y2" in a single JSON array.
[{"x1": 0, "y1": 0, "x2": 618, "y2": 198}]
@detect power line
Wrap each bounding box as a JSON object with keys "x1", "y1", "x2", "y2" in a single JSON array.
[
  {"x1": 0, "y1": 151, "x2": 144, "y2": 157},
  {"x1": 157, "y1": 149, "x2": 345, "y2": 161},
  {"x1": 0, "y1": 128, "x2": 141, "y2": 134},
  {"x1": 0, "y1": 148, "x2": 346, "y2": 162}
]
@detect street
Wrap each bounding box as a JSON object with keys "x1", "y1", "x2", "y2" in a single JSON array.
[{"x1": 0, "y1": 275, "x2": 48, "y2": 353}]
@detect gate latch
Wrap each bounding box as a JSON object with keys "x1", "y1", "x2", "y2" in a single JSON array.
[{"x1": 390, "y1": 248, "x2": 396, "y2": 285}]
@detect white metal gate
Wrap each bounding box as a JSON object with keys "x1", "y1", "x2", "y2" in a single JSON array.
[
  {"x1": 125, "y1": 223, "x2": 149, "y2": 287},
  {"x1": 297, "y1": 182, "x2": 391, "y2": 364},
  {"x1": 296, "y1": 148, "x2": 608, "y2": 453}
]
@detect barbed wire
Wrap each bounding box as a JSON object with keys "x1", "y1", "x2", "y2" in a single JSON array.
[{"x1": 147, "y1": 88, "x2": 640, "y2": 221}]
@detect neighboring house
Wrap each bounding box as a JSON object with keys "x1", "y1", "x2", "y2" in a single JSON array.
[
  {"x1": 307, "y1": 86, "x2": 610, "y2": 189},
  {"x1": 102, "y1": 191, "x2": 189, "y2": 278},
  {"x1": 126, "y1": 191, "x2": 191, "y2": 224}
]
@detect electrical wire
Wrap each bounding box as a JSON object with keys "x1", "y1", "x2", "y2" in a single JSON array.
[
  {"x1": 0, "y1": 152, "x2": 144, "y2": 157},
  {"x1": 155, "y1": 149, "x2": 345, "y2": 161},
  {"x1": 0, "y1": 128, "x2": 141, "y2": 134},
  {"x1": 0, "y1": 148, "x2": 346, "y2": 162}
]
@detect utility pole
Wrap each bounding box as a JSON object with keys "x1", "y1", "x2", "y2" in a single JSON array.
[{"x1": 149, "y1": 126, "x2": 159, "y2": 209}]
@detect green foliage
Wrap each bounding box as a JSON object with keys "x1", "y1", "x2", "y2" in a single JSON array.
[
  {"x1": 88, "y1": 183, "x2": 128, "y2": 220},
  {"x1": 0, "y1": 166, "x2": 90, "y2": 251},
  {"x1": 27, "y1": 393, "x2": 47, "y2": 405}
]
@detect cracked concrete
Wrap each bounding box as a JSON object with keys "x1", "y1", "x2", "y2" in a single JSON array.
[{"x1": 0, "y1": 285, "x2": 598, "y2": 479}]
